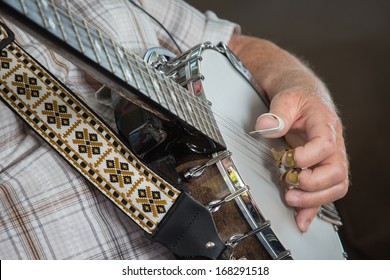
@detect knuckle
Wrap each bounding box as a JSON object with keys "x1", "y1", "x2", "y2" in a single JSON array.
[
  {"x1": 279, "y1": 90, "x2": 301, "y2": 100},
  {"x1": 340, "y1": 179, "x2": 349, "y2": 198},
  {"x1": 321, "y1": 135, "x2": 336, "y2": 154},
  {"x1": 297, "y1": 171, "x2": 312, "y2": 191},
  {"x1": 299, "y1": 193, "x2": 311, "y2": 207},
  {"x1": 334, "y1": 179, "x2": 349, "y2": 200},
  {"x1": 334, "y1": 155, "x2": 350, "y2": 182},
  {"x1": 333, "y1": 164, "x2": 346, "y2": 183}
]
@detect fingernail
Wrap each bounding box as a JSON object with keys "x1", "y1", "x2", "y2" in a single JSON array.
[
  {"x1": 249, "y1": 113, "x2": 284, "y2": 136},
  {"x1": 300, "y1": 220, "x2": 311, "y2": 233}
]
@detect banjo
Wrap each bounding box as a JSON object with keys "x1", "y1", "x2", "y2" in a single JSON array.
[{"x1": 0, "y1": 0, "x2": 346, "y2": 259}]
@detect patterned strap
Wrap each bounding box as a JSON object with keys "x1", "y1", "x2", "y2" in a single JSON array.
[{"x1": 0, "y1": 23, "x2": 181, "y2": 234}]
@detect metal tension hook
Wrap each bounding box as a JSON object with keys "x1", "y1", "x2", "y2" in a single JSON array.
[
  {"x1": 207, "y1": 184, "x2": 249, "y2": 213},
  {"x1": 182, "y1": 150, "x2": 232, "y2": 180}
]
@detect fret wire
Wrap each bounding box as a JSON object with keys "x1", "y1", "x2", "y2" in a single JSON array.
[
  {"x1": 183, "y1": 86, "x2": 211, "y2": 137},
  {"x1": 163, "y1": 77, "x2": 191, "y2": 123},
  {"x1": 132, "y1": 54, "x2": 155, "y2": 100},
  {"x1": 135, "y1": 57, "x2": 157, "y2": 100},
  {"x1": 200, "y1": 96, "x2": 224, "y2": 141},
  {"x1": 161, "y1": 75, "x2": 188, "y2": 122},
  {"x1": 171, "y1": 81, "x2": 220, "y2": 137},
  {"x1": 174, "y1": 85, "x2": 196, "y2": 127},
  {"x1": 52, "y1": 3, "x2": 81, "y2": 53},
  {"x1": 125, "y1": 52, "x2": 223, "y2": 142},
  {"x1": 130, "y1": 59, "x2": 220, "y2": 138},
  {"x1": 200, "y1": 103, "x2": 222, "y2": 142},
  {"x1": 156, "y1": 70, "x2": 183, "y2": 119},
  {"x1": 122, "y1": 46, "x2": 142, "y2": 91},
  {"x1": 90, "y1": 26, "x2": 114, "y2": 72},
  {"x1": 177, "y1": 82, "x2": 222, "y2": 136},
  {"x1": 187, "y1": 87, "x2": 219, "y2": 140},
  {"x1": 19, "y1": 0, "x2": 28, "y2": 15},
  {"x1": 36, "y1": 0, "x2": 49, "y2": 31},
  {"x1": 67, "y1": 6, "x2": 85, "y2": 54},
  {"x1": 23, "y1": 0, "x2": 222, "y2": 142},
  {"x1": 97, "y1": 29, "x2": 115, "y2": 74},
  {"x1": 40, "y1": 0, "x2": 61, "y2": 37},
  {"x1": 165, "y1": 75, "x2": 210, "y2": 119},
  {"x1": 168, "y1": 80, "x2": 202, "y2": 127},
  {"x1": 187, "y1": 85, "x2": 213, "y2": 136},
  {"x1": 211, "y1": 108, "x2": 225, "y2": 142},
  {"x1": 73, "y1": 17, "x2": 97, "y2": 62},
  {"x1": 102, "y1": 37, "x2": 126, "y2": 80},
  {"x1": 111, "y1": 38, "x2": 128, "y2": 84},
  {"x1": 156, "y1": 72, "x2": 206, "y2": 130},
  {"x1": 145, "y1": 65, "x2": 164, "y2": 107},
  {"x1": 179, "y1": 85, "x2": 204, "y2": 133},
  {"x1": 210, "y1": 113, "x2": 224, "y2": 143},
  {"x1": 83, "y1": 19, "x2": 101, "y2": 64},
  {"x1": 204, "y1": 107, "x2": 221, "y2": 141},
  {"x1": 163, "y1": 74, "x2": 217, "y2": 134},
  {"x1": 49, "y1": 0, "x2": 68, "y2": 43},
  {"x1": 77, "y1": 1, "x2": 217, "y2": 135},
  {"x1": 145, "y1": 63, "x2": 212, "y2": 130},
  {"x1": 153, "y1": 70, "x2": 175, "y2": 115}
]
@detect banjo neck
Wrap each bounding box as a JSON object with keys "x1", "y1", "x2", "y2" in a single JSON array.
[{"x1": 0, "y1": 0, "x2": 225, "y2": 148}]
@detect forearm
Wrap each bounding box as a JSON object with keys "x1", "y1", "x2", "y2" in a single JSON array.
[{"x1": 228, "y1": 34, "x2": 335, "y2": 111}]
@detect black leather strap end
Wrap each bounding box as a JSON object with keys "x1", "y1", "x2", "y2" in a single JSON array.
[
  {"x1": 0, "y1": 22, "x2": 15, "y2": 50},
  {"x1": 150, "y1": 192, "x2": 226, "y2": 259}
]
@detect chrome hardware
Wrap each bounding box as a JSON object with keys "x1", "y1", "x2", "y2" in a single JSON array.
[
  {"x1": 208, "y1": 185, "x2": 249, "y2": 213},
  {"x1": 180, "y1": 73, "x2": 204, "y2": 87},
  {"x1": 150, "y1": 55, "x2": 168, "y2": 70},
  {"x1": 143, "y1": 47, "x2": 175, "y2": 71},
  {"x1": 164, "y1": 55, "x2": 202, "y2": 76},
  {"x1": 342, "y1": 251, "x2": 349, "y2": 259},
  {"x1": 223, "y1": 220, "x2": 293, "y2": 260},
  {"x1": 226, "y1": 220, "x2": 271, "y2": 248},
  {"x1": 182, "y1": 150, "x2": 231, "y2": 180},
  {"x1": 205, "y1": 241, "x2": 216, "y2": 250},
  {"x1": 215, "y1": 158, "x2": 294, "y2": 259},
  {"x1": 318, "y1": 203, "x2": 343, "y2": 227},
  {"x1": 276, "y1": 250, "x2": 292, "y2": 260}
]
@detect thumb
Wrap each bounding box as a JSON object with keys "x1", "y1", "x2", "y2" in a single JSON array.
[
  {"x1": 250, "y1": 96, "x2": 296, "y2": 138},
  {"x1": 250, "y1": 112, "x2": 290, "y2": 138}
]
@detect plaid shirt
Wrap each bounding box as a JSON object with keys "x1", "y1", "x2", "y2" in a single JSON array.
[{"x1": 0, "y1": 0, "x2": 238, "y2": 259}]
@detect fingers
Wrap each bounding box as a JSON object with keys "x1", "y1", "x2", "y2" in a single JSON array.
[
  {"x1": 253, "y1": 92, "x2": 298, "y2": 139},
  {"x1": 284, "y1": 151, "x2": 348, "y2": 192},
  {"x1": 286, "y1": 178, "x2": 348, "y2": 233},
  {"x1": 290, "y1": 112, "x2": 341, "y2": 168},
  {"x1": 285, "y1": 179, "x2": 349, "y2": 209},
  {"x1": 284, "y1": 179, "x2": 348, "y2": 234},
  {"x1": 252, "y1": 90, "x2": 349, "y2": 233},
  {"x1": 250, "y1": 113, "x2": 284, "y2": 136},
  {"x1": 281, "y1": 144, "x2": 349, "y2": 219},
  {"x1": 294, "y1": 207, "x2": 320, "y2": 233}
]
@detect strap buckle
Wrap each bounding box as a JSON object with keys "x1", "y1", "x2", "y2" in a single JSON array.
[{"x1": 0, "y1": 22, "x2": 15, "y2": 50}]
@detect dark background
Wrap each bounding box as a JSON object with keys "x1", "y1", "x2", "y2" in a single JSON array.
[{"x1": 186, "y1": 0, "x2": 390, "y2": 259}]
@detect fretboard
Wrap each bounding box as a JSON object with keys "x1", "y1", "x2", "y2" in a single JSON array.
[{"x1": 0, "y1": 0, "x2": 225, "y2": 147}]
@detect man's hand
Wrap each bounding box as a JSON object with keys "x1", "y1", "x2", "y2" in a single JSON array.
[{"x1": 229, "y1": 34, "x2": 349, "y2": 232}]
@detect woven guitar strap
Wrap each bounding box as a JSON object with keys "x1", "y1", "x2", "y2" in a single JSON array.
[{"x1": 0, "y1": 23, "x2": 183, "y2": 233}]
